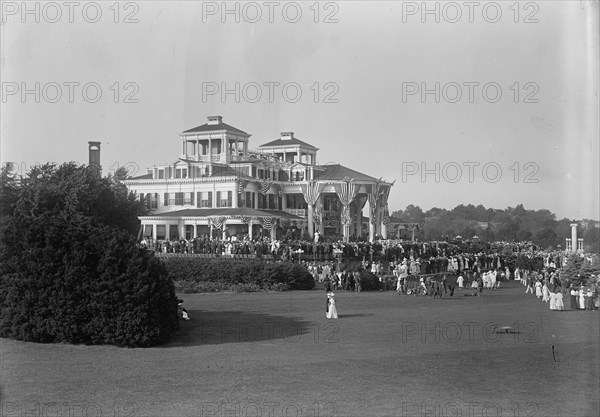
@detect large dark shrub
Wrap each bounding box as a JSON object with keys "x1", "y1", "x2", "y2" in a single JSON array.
[
  {"x1": 0, "y1": 174, "x2": 179, "y2": 347},
  {"x1": 165, "y1": 258, "x2": 315, "y2": 292}
]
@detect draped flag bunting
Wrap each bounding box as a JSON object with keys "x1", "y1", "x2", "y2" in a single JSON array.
[
  {"x1": 259, "y1": 180, "x2": 271, "y2": 195},
  {"x1": 324, "y1": 216, "x2": 341, "y2": 227},
  {"x1": 209, "y1": 217, "x2": 226, "y2": 229},
  {"x1": 334, "y1": 180, "x2": 359, "y2": 226},
  {"x1": 238, "y1": 180, "x2": 249, "y2": 194},
  {"x1": 260, "y1": 217, "x2": 275, "y2": 230},
  {"x1": 314, "y1": 206, "x2": 323, "y2": 225},
  {"x1": 382, "y1": 206, "x2": 391, "y2": 226},
  {"x1": 341, "y1": 206, "x2": 352, "y2": 225},
  {"x1": 369, "y1": 182, "x2": 381, "y2": 225},
  {"x1": 379, "y1": 185, "x2": 391, "y2": 226},
  {"x1": 299, "y1": 180, "x2": 325, "y2": 206}
]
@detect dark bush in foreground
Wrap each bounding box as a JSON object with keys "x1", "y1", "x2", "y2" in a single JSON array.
[
  {"x1": 164, "y1": 258, "x2": 315, "y2": 293},
  {"x1": 0, "y1": 216, "x2": 180, "y2": 347}
]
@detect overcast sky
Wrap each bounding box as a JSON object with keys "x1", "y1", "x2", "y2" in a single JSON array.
[{"x1": 1, "y1": 1, "x2": 598, "y2": 220}]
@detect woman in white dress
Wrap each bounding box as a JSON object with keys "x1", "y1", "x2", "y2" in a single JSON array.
[
  {"x1": 535, "y1": 281, "x2": 543, "y2": 298},
  {"x1": 549, "y1": 291, "x2": 556, "y2": 310},
  {"x1": 555, "y1": 291, "x2": 564, "y2": 311},
  {"x1": 542, "y1": 283, "x2": 550, "y2": 303},
  {"x1": 578, "y1": 287, "x2": 586, "y2": 310},
  {"x1": 326, "y1": 292, "x2": 338, "y2": 319}
]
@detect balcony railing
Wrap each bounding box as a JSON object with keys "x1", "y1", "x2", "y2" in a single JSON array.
[{"x1": 284, "y1": 209, "x2": 307, "y2": 218}]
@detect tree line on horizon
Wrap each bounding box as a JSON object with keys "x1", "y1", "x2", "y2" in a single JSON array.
[{"x1": 391, "y1": 204, "x2": 600, "y2": 253}]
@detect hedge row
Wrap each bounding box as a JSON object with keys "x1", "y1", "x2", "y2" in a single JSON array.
[{"x1": 164, "y1": 258, "x2": 315, "y2": 293}]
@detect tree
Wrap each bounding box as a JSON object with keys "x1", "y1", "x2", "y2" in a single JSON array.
[{"x1": 0, "y1": 162, "x2": 177, "y2": 347}]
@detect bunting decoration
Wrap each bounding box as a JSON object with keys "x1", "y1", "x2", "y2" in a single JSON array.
[
  {"x1": 299, "y1": 180, "x2": 325, "y2": 206},
  {"x1": 209, "y1": 217, "x2": 226, "y2": 229},
  {"x1": 335, "y1": 180, "x2": 359, "y2": 227},
  {"x1": 314, "y1": 206, "x2": 323, "y2": 225},
  {"x1": 341, "y1": 205, "x2": 352, "y2": 225},
  {"x1": 323, "y1": 216, "x2": 341, "y2": 227},
  {"x1": 379, "y1": 184, "x2": 391, "y2": 226},
  {"x1": 238, "y1": 179, "x2": 249, "y2": 194},
  {"x1": 369, "y1": 182, "x2": 381, "y2": 225},
  {"x1": 259, "y1": 180, "x2": 271, "y2": 195},
  {"x1": 260, "y1": 217, "x2": 275, "y2": 230},
  {"x1": 382, "y1": 206, "x2": 391, "y2": 226}
]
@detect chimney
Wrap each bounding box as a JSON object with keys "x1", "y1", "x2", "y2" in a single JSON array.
[
  {"x1": 207, "y1": 115, "x2": 223, "y2": 125},
  {"x1": 281, "y1": 132, "x2": 294, "y2": 140},
  {"x1": 88, "y1": 141, "x2": 101, "y2": 175}
]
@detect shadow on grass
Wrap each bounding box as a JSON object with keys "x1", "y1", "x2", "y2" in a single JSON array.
[
  {"x1": 337, "y1": 313, "x2": 373, "y2": 318},
  {"x1": 164, "y1": 310, "x2": 314, "y2": 347}
]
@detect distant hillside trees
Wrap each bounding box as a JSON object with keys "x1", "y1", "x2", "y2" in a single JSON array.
[{"x1": 391, "y1": 203, "x2": 599, "y2": 253}]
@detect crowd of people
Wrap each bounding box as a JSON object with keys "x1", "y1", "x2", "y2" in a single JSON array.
[
  {"x1": 520, "y1": 269, "x2": 598, "y2": 311},
  {"x1": 142, "y1": 234, "x2": 598, "y2": 310}
]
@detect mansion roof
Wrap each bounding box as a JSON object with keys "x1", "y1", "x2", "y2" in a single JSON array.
[
  {"x1": 314, "y1": 164, "x2": 381, "y2": 183},
  {"x1": 259, "y1": 137, "x2": 318, "y2": 150},
  {"x1": 182, "y1": 121, "x2": 249, "y2": 136}
]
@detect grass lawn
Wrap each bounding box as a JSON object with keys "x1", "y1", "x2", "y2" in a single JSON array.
[{"x1": 1, "y1": 281, "x2": 598, "y2": 417}]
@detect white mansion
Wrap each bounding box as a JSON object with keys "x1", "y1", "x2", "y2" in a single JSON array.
[{"x1": 123, "y1": 116, "x2": 394, "y2": 242}]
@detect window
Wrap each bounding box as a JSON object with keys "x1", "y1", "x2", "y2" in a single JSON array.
[
  {"x1": 268, "y1": 194, "x2": 275, "y2": 209},
  {"x1": 175, "y1": 192, "x2": 184, "y2": 205},
  {"x1": 185, "y1": 192, "x2": 193, "y2": 205},
  {"x1": 169, "y1": 225, "x2": 179, "y2": 240},
  {"x1": 158, "y1": 170, "x2": 164, "y2": 179},
  {"x1": 175, "y1": 168, "x2": 188, "y2": 179},
  {"x1": 156, "y1": 225, "x2": 166, "y2": 240},
  {"x1": 197, "y1": 191, "x2": 213, "y2": 207},
  {"x1": 216, "y1": 191, "x2": 232, "y2": 208},
  {"x1": 164, "y1": 193, "x2": 169, "y2": 206},
  {"x1": 245, "y1": 191, "x2": 252, "y2": 208}
]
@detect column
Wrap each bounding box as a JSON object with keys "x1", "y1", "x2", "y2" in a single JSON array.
[
  {"x1": 411, "y1": 225, "x2": 416, "y2": 241},
  {"x1": 193, "y1": 222, "x2": 198, "y2": 238},
  {"x1": 349, "y1": 203, "x2": 355, "y2": 237},
  {"x1": 368, "y1": 201, "x2": 375, "y2": 243},
  {"x1": 343, "y1": 217, "x2": 349, "y2": 242},
  {"x1": 253, "y1": 192, "x2": 258, "y2": 209},
  {"x1": 281, "y1": 194, "x2": 287, "y2": 210},
  {"x1": 209, "y1": 137, "x2": 212, "y2": 160},
  {"x1": 381, "y1": 222, "x2": 387, "y2": 239},
  {"x1": 179, "y1": 222, "x2": 185, "y2": 240},
  {"x1": 296, "y1": 149, "x2": 300, "y2": 163},
  {"x1": 249, "y1": 219, "x2": 253, "y2": 239},
  {"x1": 166, "y1": 224, "x2": 171, "y2": 241},
  {"x1": 196, "y1": 138, "x2": 200, "y2": 160},
  {"x1": 355, "y1": 206, "x2": 362, "y2": 239},
  {"x1": 317, "y1": 194, "x2": 324, "y2": 234},
  {"x1": 222, "y1": 223, "x2": 227, "y2": 241},
  {"x1": 152, "y1": 223, "x2": 157, "y2": 240},
  {"x1": 232, "y1": 187, "x2": 238, "y2": 208},
  {"x1": 270, "y1": 222, "x2": 277, "y2": 240},
  {"x1": 307, "y1": 204, "x2": 315, "y2": 237},
  {"x1": 570, "y1": 223, "x2": 578, "y2": 253}
]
